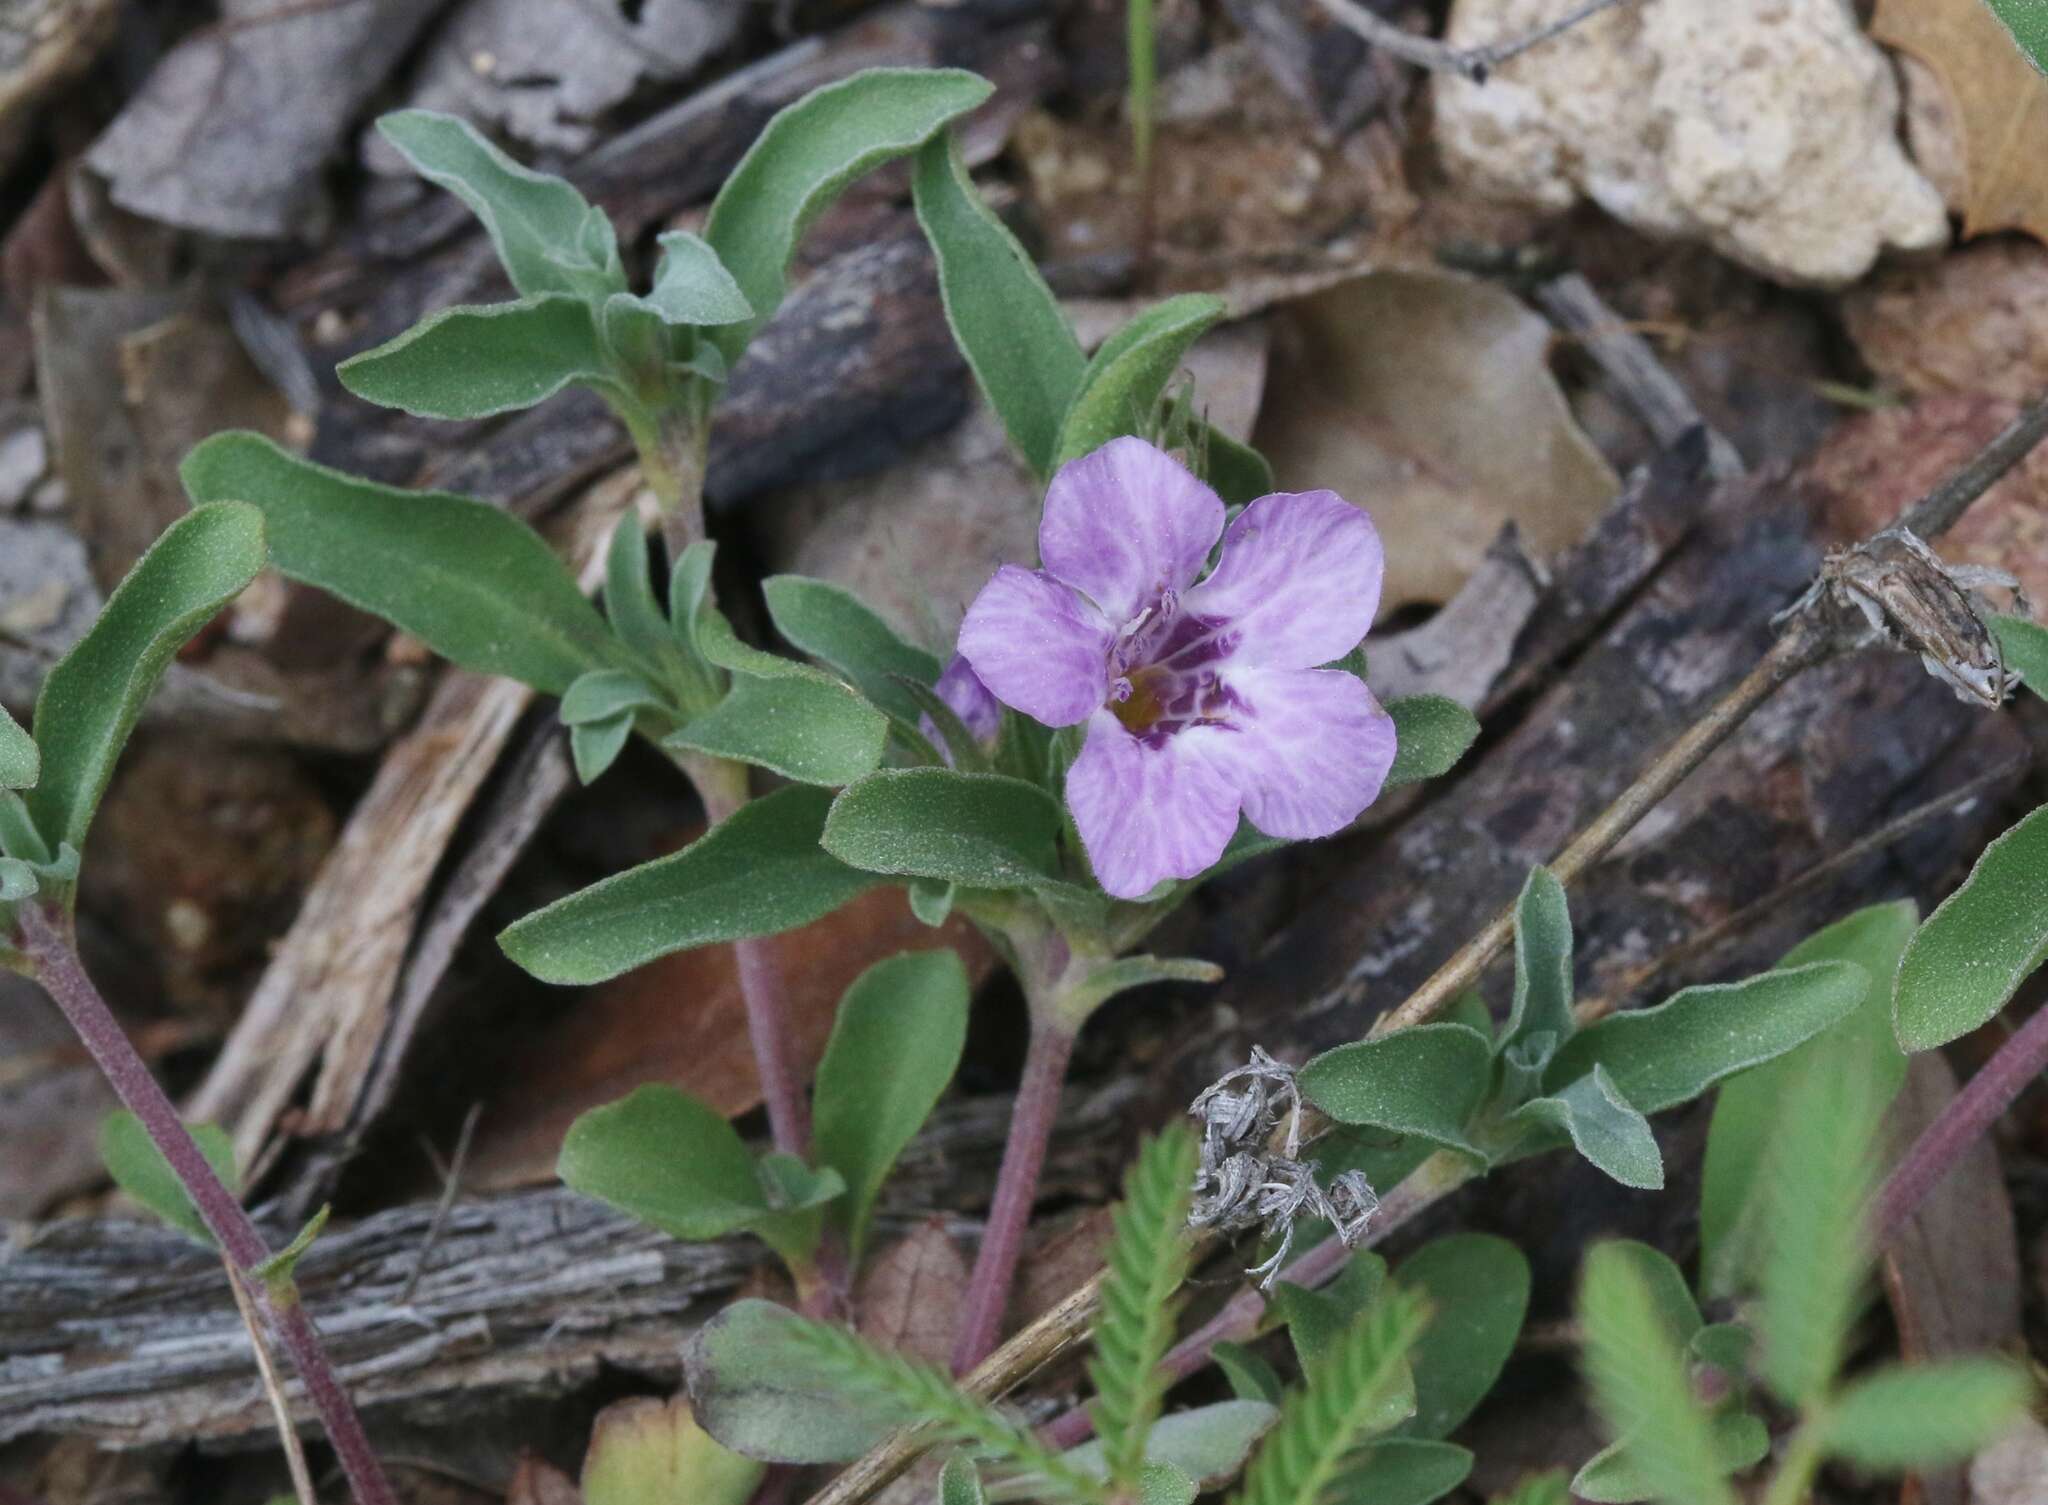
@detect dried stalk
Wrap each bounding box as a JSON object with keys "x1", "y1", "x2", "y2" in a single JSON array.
[{"x1": 1309, "y1": 0, "x2": 1638, "y2": 83}]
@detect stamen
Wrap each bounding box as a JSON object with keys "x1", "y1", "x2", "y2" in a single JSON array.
[{"x1": 1111, "y1": 676, "x2": 1134, "y2": 703}]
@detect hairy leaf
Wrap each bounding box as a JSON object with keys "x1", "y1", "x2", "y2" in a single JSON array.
[
  {"x1": 1298, "y1": 1024, "x2": 1492, "y2": 1156},
  {"x1": 910, "y1": 131, "x2": 1086, "y2": 476},
  {"x1": 823, "y1": 767, "x2": 1067, "y2": 889},
  {"x1": 1994, "y1": 613, "x2": 2048, "y2": 694},
  {"x1": 1578, "y1": 1244, "x2": 1736, "y2": 1505},
  {"x1": 645, "y1": 232, "x2": 754, "y2": 327},
  {"x1": 1064, "y1": 1402, "x2": 1279, "y2": 1490},
  {"x1": 938, "y1": 1454, "x2": 985, "y2": 1505},
  {"x1": 98, "y1": 1110, "x2": 238, "y2": 1246},
  {"x1": 1502, "y1": 866, "x2": 1573, "y2": 1055},
  {"x1": 378, "y1": 110, "x2": 619, "y2": 298},
  {"x1": 1820, "y1": 1360, "x2": 2031, "y2": 1470},
  {"x1": 1980, "y1": 0, "x2": 2048, "y2": 71},
  {"x1": 1894, "y1": 802, "x2": 2048, "y2": 1050},
  {"x1": 763, "y1": 575, "x2": 941, "y2": 729},
  {"x1": 0, "y1": 707, "x2": 35, "y2": 790},
  {"x1": 1571, "y1": 1414, "x2": 1768, "y2": 1504},
  {"x1": 1055, "y1": 294, "x2": 1226, "y2": 466},
  {"x1": 29, "y1": 503, "x2": 265, "y2": 853},
  {"x1": 1383, "y1": 695, "x2": 1480, "y2": 791},
  {"x1": 1394, "y1": 1234, "x2": 1530, "y2": 1440},
  {"x1": 1090, "y1": 1124, "x2": 1202, "y2": 1488},
  {"x1": 1329, "y1": 1439, "x2": 1473, "y2": 1505},
  {"x1": 1509, "y1": 1066, "x2": 1663, "y2": 1189},
  {"x1": 500, "y1": 785, "x2": 879, "y2": 984},
  {"x1": 705, "y1": 69, "x2": 994, "y2": 363},
  {"x1": 557, "y1": 1085, "x2": 771, "y2": 1241},
  {"x1": 182, "y1": 432, "x2": 622, "y2": 696},
  {"x1": 337, "y1": 296, "x2": 613, "y2": 419},
  {"x1": 1546, "y1": 961, "x2": 1865, "y2": 1114},
  {"x1": 812, "y1": 950, "x2": 970, "y2": 1260}
]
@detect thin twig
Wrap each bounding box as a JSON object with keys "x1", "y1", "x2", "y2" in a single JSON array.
[
  {"x1": 1901, "y1": 396, "x2": 2048, "y2": 537},
  {"x1": 227, "y1": 1254, "x2": 321, "y2": 1505},
  {"x1": 1308, "y1": 0, "x2": 1637, "y2": 83},
  {"x1": 397, "y1": 1102, "x2": 482, "y2": 1309}
]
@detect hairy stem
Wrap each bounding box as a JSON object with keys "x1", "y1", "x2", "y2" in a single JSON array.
[
  {"x1": 18, "y1": 905, "x2": 396, "y2": 1505},
  {"x1": 1875, "y1": 1000, "x2": 2048, "y2": 1242},
  {"x1": 952, "y1": 1020, "x2": 1077, "y2": 1373}
]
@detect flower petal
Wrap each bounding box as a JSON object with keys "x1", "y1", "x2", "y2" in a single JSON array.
[
  {"x1": 1183, "y1": 667, "x2": 1395, "y2": 839},
  {"x1": 920, "y1": 654, "x2": 1002, "y2": 764},
  {"x1": 1184, "y1": 490, "x2": 1383, "y2": 670},
  {"x1": 957, "y1": 566, "x2": 1112, "y2": 728},
  {"x1": 1067, "y1": 710, "x2": 1241, "y2": 899},
  {"x1": 1039, "y1": 437, "x2": 1225, "y2": 624}
]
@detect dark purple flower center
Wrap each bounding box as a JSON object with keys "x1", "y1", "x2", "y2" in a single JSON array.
[{"x1": 1105, "y1": 591, "x2": 1245, "y2": 745}]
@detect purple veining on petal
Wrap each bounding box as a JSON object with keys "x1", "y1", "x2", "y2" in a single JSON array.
[{"x1": 952, "y1": 438, "x2": 1394, "y2": 897}]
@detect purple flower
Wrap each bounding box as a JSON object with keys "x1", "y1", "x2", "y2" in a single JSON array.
[
  {"x1": 957, "y1": 437, "x2": 1396, "y2": 899},
  {"x1": 921, "y1": 653, "x2": 1001, "y2": 765}
]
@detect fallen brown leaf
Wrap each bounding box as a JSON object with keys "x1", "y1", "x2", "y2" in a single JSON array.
[
  {"x1": 506, "y1": 1455, "x2": 582, "y2": 1505},
  {"x1": 1873, "y1": 0, "x2": 2048, "y2": 242},
  {"x1": 1842, "y1": 238, "x2": 2048, "y2": 404},
  {"x1": 857, "y1": 1216, "x2": 972, "y2": 1365},
  {"x1": 465, "y1": 886, "x2": 992, "y2": 1188},
  {"x1": 1253, "y1": 270, "x2": 1618, "y2": 610}
]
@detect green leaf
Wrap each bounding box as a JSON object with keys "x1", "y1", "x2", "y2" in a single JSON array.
[
  {"x1": 812, "y1": 950, "x2": 970, "y2": 1260},
  {"x1": 1394, "y1": 1234, "x2": 1531, "y2": 1440},
  {"x1": 604, "y1": 518, "x2": 709, "y2": 703},
  {"x1": 646, "y1": 232, "x2": 754, "y2": 327},
  {"x1": 377, "y1": 109, "x2": 620, "y2": 298},
  {"x1": 1545, "y1": 960, "x2": 1866, "y2": 1114},
  {"x1": 182, "y1": 432, "x2": 622, "y2": 697},
  {"x1": 1297, "y1": 1024, "x2": 1492, "y2": 1156},
  {"x1": 1509, "y1": 1066, "x2": 1663, "y2": 1189},
  {"x1": 686, "y1": 1299, "x2": 913, "y2": 1464},
  {"x1": 669, "y1": 606, "x2": 889, "y2": 785},
  {"x1": 1214, "y1": 1342, "x2": 1285, "y2": 1405},
  {"x1": 1688, "y1": 1323, "x2": 1752, "y2": 1378},
  {"x1": 763, "y1": 575, "x2": 941, "y2": 728},
  {"x1": 1994, "y1": 613, "x2": 2048, "y2": 695},
  {"x1": 822, "y1": 767, "x2": 1066, "y2": 889},
  {"x1": 337, "y1": 296, "x2": 612, "y2": 419},
  {"x1": 28, "y1": 503, "x2": 265, "y2": 854},
  {"x1": 1329, "y1": 1439, "x2": 1473, "y2": 1505},
  {"x1": 938, "y1": 1453, "x2": 984, "y2": 1505},
  {"x1": 1276, "y1": 1253, "x2": 1386, "y2": 1370},
  {"x1": 560, "y1": 669, "x2": 664, "y2": 726},
  {"x1": 1054, "y1": 294, "x2": 1226, "y2": 466},
  {"x1": 1203, "y1": 425, "x2": 1275, "y2": 506},
  {"x1": 691, "y1": 1302, "x2": 1095, "y2": 1495},
  {"x1": 0, "y1": 707, "x2": 35, "y2": 791},
  {"x1": 571, "y1": 714, "x2": 634, "y2": 784},
  {"x1": 910, "y1": 131, "x2": 1086, "y2": 476},
  {"x1": 1090, "y1": 1125, "x2": 1202, "y2": 1490},
  {"x1": 558, "y1": 1084, "x2": 771, "y2": 1241},
  {"x1": 1578, "y1": 1243, "x2": 1737, "y2": 1505},
  {"x1": 1383, "y1": 695, "x2": 1480, "y2": 791},
  {"x1": 1570, "y1": 1414, "x2": 1768, "y2": 1504},
  {"x1": 1234, "y1": 1288, "x2": 1429, "y2": 1505},
  {"x1": 1980, "y1": 0, "x2": 2048, "y2": 72},
  {"x1": 1758, "y1": 1063, "x2": 1880, "y2": 1410},
  {"x1": 1894, "y1": 802, "x2": 2048, "y2": 1051},
  {"x1": 749, "y1": 1152, "x2": 846, "y2": 1269},
  {"x1": 1586, "y1": 1241, "x2": 1701, "y2": 1347},
  {"x1": 500, "y1": 784, "x2": 879, "y2": 984},
  {"x1": 1138, "y1": 1464, "x2": 1197, "y2": 1505},
  {"x1": 97, "y1": 1110, "x2": 238, "y2": 1246},
  {"x1": 1502, "y1": 866, "x2": 1573, "y2": 1056},
  {"x1": 1820, "y1": 1360, "x2": 2031, "y2": 1471},
  {"x1": 705, "y1": 68, "x2": 995, "y2": 364},
  {"x1": 0, "y1": 857, "x2": 35, "y2": 903},
  {"x1": 250, "y1": 1204, "x2": 331, "y2": 1287},
  {"x1": 1700, "y1": 901, "x2": 1915, "y2": 1299},
  {"x1": 1067, "y1": 1401, "x2": 1279, "y2": 1490},
  {"x1": 581, "y1": 1396, "x2": 764, "y2": 1505}
]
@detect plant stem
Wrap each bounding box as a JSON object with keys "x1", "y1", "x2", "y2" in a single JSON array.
[
  {"x1": 227, "y1": 1252, "x2": 320, "y2": 1505},
  {"x1": 696, "y1": 763, "x2": 815, "y2": 1161},
  {"x1": 1759, "y1": 1419, "x2": 1829, "y2": 1505},
  {"x1": 1875, "y1": 1000, "x2": 2048, "y2": 1242},
  {"x1": 1126, "y1": 0, "x2": 1157, "y2": 283},
  {"x1": 952, "y1": 1019, "x2": 1077, "y2": 1373},
  {"x1": 18, "y1": 905, "x2": 396, "y2": 1505}
]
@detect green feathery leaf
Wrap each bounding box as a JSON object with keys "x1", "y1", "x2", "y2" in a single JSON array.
[
  {"x1": 775, "y1": 1316, "x2": 1098, "y2": 1503},
  {"x1": 1089, "y1": 1123, "x2": 1202, "y2": 1490},
  {"x1": 1757, "y1": 1062, "x2": 1881, "y2": 1411},
  {"x1": 1232, "y1": 1285, "x2": 1430, "y2": 1505},
  {"x1": 1578, "y1": 1244, "x2": 1735, "y2": 1505}
]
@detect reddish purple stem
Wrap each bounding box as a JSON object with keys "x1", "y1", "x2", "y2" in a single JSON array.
[
  {"x1": 1876, "y1": 1000, "x2": 2048, "y2": 1242},
  {"x1": 18, "y1": 905, "x2": 398, "y2": 1505},
  {"x1": 952, "y1": 1021, "x2": 1077, "y2": 1373}
]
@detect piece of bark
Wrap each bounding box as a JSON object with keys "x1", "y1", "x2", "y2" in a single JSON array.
[
  {"x1": 84, "y1": 0, "x2": 450, "y2": 239},
  {"x1": 0, "y1": 1078, "x2": 1140, "y2": 1446}
]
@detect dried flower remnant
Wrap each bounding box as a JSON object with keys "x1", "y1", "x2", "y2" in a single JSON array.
[
  {"x1": 1779, "y1": 525, "x2": 2029, "y2": 706},
  {"x1": 1188, "y1": 1044, "x2": 1380, "y2": 1287},
  {"x1": 957, "y1": 437, "x2": 1396, "y2": 898}
]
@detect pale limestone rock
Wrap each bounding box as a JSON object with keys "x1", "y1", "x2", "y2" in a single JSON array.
[{"x1": 1432, "y1": 0, "x2": 1949, "y2": 286}]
